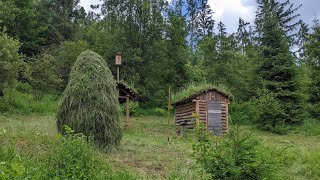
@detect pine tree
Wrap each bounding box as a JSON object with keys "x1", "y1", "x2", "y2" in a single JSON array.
[
  {"x1": 57, "y1": 50, "x2": 121, "y2": 150},
  {"x1": 255, "y1": 0, "x2": 302, "y2": 48},
  {"x1": 305, "y1": 19, "x2": 320, "y2": 119},
  {"x1": 196, "y1": 0, "x2": 215, "y2": 38},
  {"x1": 255, "y1": 0, "x2": 303, "y2": 132},
  {"x1": 216, "y1": 21, "x2": 228, "y2": 53},
  {"x1": 237, "y1": 18, "x2": 252, "y2": 54},
  {"x1": 187, "y1": 0, "x2": 200, "y2": 51},
  {"x1": 167, "y1": 0, "x2": 189, "y2": 90}
]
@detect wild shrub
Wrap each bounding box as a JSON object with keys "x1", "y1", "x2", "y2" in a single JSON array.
[
  {"x1": 120, "y1": 101, "x2": 140, "y2": 116},
  {"x1": 0, "y1": 32, "x2": 23, "y2": 97},
  {"x1": 36, "y1": 126, "x2": 107, "y2": 179},
  {"x1": 193, "y1": 123, "x2": 278, "y2": 179},
  {"x1": 0, "y1": 84, "x2": 59, "y2": 115},
  {"x1": 0, "y1": 141, "x2": 25, "y2": 179},
  {"x1": 57, "y1": 50, "x2": 121, "y2": 150},
  {"x1": 254, "y1": 92, "x2": 294, "y2": 134},
  {"x1": 22, "y1": 126, "x2": 136, "y2": 179},
  {"x1": 229, "y1": 101, "x2": 259, "y2": 125},
  {"x1": 27, "y1": 53, "x2": 63, "y2": 100}
]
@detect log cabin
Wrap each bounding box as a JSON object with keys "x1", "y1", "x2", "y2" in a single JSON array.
[{"x1": 173, "y1": 85, "x2": 232, "y2": 135}]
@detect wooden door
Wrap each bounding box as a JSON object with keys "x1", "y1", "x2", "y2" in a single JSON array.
[{"x1": 207, "y1": 101, "x2": 222, "y2": 135}]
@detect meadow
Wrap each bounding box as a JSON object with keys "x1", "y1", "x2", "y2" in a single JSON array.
[{"x1": 1, "y1": 112, "x2": 320, "y2": 179}]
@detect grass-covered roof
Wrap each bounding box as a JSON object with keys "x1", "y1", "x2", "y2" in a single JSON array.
[
  {"x1": 172, "y1": 83, "x2": 233, "y2": 105},
  {"x1": 117, "y1": 81, "x2": 137, "y2": 96},
  {"x1": 117, "y1": 81, "x2": 138, "y2": 103}
]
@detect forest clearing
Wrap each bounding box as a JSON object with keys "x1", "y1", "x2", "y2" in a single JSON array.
[
  {"x1": 1, "y1": 113, "x2": 320, "y2": 179},
  {"x1": 1, "y1": 0, "x2": 320, "y2": 179}
]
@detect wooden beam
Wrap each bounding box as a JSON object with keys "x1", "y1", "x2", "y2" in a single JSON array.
[{"x1": 195, "y1": 100, "x2": 200, "y2": 127}]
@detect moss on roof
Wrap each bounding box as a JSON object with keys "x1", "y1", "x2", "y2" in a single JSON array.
[
  {"x1": 116, "y1": 81, "x2": 138, "y2": 95},
  {"x1": 172, "y1": 83, "x2": 233, "y2": 105}
]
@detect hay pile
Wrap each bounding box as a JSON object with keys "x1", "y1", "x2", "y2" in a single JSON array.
[{"x1": 57, "y1": 50, "x2": 121, "y2": 150}]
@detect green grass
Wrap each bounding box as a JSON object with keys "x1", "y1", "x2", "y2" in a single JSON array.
[
  {"x1": 171, "y1": 83, "x2": 233, "y2": 104},
  {"x1": 1, "y1": 113, "x2": 320, "y2": 179},
  {"x1": 0, "y1": 86, "x2": 60, "y2": 115}
]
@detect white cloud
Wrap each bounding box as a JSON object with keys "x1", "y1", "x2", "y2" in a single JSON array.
[
  {"x1": 80, "y1": 0, "x2": 255, "y2": 33},
  {"x1": 209, "y1": 0, "x2": 255, "y2": 32},
  {"x1": 80, "y1": 0, "x2": 100, "y2": 12}
]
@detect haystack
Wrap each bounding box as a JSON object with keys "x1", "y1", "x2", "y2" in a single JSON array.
[{"x1": 57, "y1": 50, "x2": 121, "y2": 150}]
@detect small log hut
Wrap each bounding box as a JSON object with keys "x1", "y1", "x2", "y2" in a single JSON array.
[
  {"x1": 173, "y1": 87, "x2": 231, "y2": 135},
  {"x1": 117, "y1": 81, "x2": 137, "y2": 129}
]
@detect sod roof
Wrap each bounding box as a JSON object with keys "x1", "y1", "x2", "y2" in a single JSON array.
[
  {"x1": 172, "y1": 83, "x2": 233, "y2": 105},
  {"x1": 117, "y1": 81, "x2": 137, "y2": 103}
]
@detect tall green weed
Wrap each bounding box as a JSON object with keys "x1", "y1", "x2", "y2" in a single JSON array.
[
  {"x1": 21, "y1": 126, "x2": 135, "y2": 179},
  {"x1": 0, "y1": 142, "x2": 25, "y2": 179},
  {"x1": 0, "y1": 83, "x2": 59, "y2": 115}
]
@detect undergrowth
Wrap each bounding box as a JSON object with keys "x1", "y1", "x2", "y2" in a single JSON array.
[
  {"x1": 0, "y1": 83, "x2": 59, "y2": 115},
  {"x1": 192, "y1": 121, "x2": 281, "y2": 179},
  {"x1": 0, "y1": 125, "x2": 135, "y2": 179}
]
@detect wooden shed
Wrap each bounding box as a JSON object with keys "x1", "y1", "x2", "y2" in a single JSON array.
[
  {"x1": 173, "y1": 85, "x2": 232, "y2": 135},
  {"x1": 117, "y1": 81, "x2": 137, "y2": 129}
]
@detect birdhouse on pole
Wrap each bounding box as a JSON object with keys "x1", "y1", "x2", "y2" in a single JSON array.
[
  {"x1": 115, "y1": 52, "x2": 122, "y2": 82},
  {"x1": 115, "y1": 52, "x2": 122, "y2": 65}
]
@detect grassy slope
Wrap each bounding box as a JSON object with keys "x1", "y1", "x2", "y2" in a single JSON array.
[{"x1": 0, "y1": 114, "x2": 320, "y2": 179}]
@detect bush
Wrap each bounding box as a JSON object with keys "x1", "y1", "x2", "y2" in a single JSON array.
[
  {"x1": 0, "y1": 83, "x2": 59, "y2": 115},
  {"x1": 229, "y1": 101, "x2": 258, "y2": 125},
  {"x1": 135, "y1": 107, "x2": 168, "y2": 117},
  {"x1": 57, "y1": 50, "x2": 121, "y2": 150},
  {"x1": 309, "y1": 103, "x2": 320, "y2": 120},
  {"x1": 27, "y1": 53, "x2": 63, "y2": 100},
  {"x1": 0, "y1": 32, "x2": 23, "y2": 97},
  {"x1": 22, "y1": 126, "x2": 136, "y2": 179},
  {"x1": 254, "y1": 92, "x2": 290, "y2": 134},
  {"x1": 120, "y1": 101, "x2": 140, "y2": 116},
  {"x1": 0, "y1": 142, "x2": 25, "y2": 179},
  {"x1": 293, "y1": 118, "x2": 320, "y2": 136},
  {"x1": 192, "y1": 123, "x2": 278, "y2": 179},
  {"x1": 55, "y1": 40, "x2": 90, "y2": 88}
]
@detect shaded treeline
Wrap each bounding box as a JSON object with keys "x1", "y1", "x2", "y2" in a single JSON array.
[{"x1": 0, "y1": 0, "x2": 319, "y2": 132}]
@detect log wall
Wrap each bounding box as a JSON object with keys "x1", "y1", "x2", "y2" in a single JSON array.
[
  {"x1": 174, "y1": 101, "x2": 195, "y2": 128},
  {"x1": 174, "y1": 90, "x2": 229, "y2": 133},
  {"x1": 221, "y1": 102, "x2": 228, "y2": 134}
]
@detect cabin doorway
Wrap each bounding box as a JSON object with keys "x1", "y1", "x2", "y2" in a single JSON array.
[{"x1": 207, "y1": 101, "x2": 222, "y2": 135}]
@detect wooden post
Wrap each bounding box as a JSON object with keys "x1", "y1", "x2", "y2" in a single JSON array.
[
  {"x1": 117, "y1": 66, "x2": 120, "y2": 82},
  {"x1": 126, "y1": 95, "x2": 129, "y2": 130},
  {"x1": 206, "y1": 101, "x2": 208, "y2": 130},
  {"x1": 167, "y1": 87, "x2": 171, "y2": 142},
  {"x1": 226, "y1": 103, "x2": 228, "y2": 134},
  {"x1": 195, "y1": 100, "x2": 200, "y2": 127},
  {"x1": 168, "y1": 87, "x2": 171, "y2": 129}
]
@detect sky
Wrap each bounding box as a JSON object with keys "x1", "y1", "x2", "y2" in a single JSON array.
[{"x1": 80, "y1": 0, "x2": 320, "y2": 33}]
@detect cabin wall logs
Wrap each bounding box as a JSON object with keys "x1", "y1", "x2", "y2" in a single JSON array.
[
  {"x1": 174, "y1": 102, "x2": 195, "y2": 128},
  {"x1": 174, "y1": 90, "x2": 229, "y2": 133}
]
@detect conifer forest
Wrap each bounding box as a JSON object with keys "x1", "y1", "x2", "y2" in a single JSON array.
[{"x1": 0, "y1": 0, "x2": 320, "y2": 179}]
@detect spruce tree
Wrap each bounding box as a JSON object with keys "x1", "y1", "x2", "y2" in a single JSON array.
[
  {"x1": 305, "y1": 19, "x2": 320, "y2": 119},
  {"x1": 255, "y1": 0, "x2": 303, "y2": 132},
  {"x1": 167, "y1": 0, "x2": 189, "y2": 90},
  {"x1": 57, "y1": 50, "x2": 121, "y2": 150},
  {"x1": 237, "y1": 18, "x2": 252, "y2": 54},
  {"x1": 196, "y1": 0, "x2": 215, "y2": 38}
]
